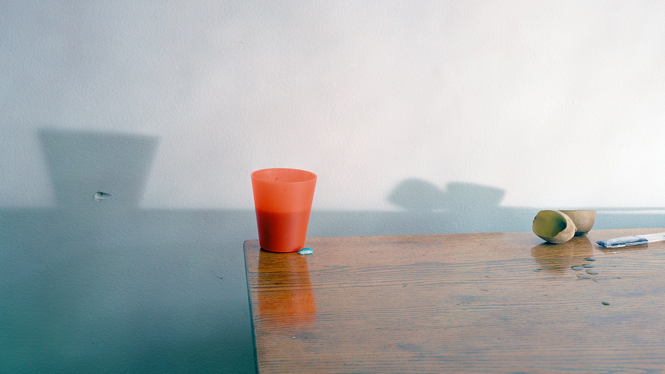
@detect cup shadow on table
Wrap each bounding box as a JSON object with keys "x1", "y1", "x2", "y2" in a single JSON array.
[{"x1": 1, "y1": 131, "x2": 664, "y2": 373}]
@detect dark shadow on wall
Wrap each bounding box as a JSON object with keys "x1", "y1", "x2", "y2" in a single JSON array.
[
  {"x1": 388, "y1": 178, "x2": 504, "y2": 212},
  {"x1": 0, "y1": 131, "x2": 664, "y2": 373},
  {"x1": 377, "y1": 178, "x2": 665, "y2": 235},
  {"x1": 40, "y1": 129, "x2": 159, "y2": 208}
]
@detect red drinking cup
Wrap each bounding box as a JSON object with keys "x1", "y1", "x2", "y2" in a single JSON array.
[{"x1": 251, "y1": 168, "x2": 317, "y2": 252}]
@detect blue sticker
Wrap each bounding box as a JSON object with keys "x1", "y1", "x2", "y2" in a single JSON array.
[{"x1": 298, "y1": 248, "x2": 313, "y2": 255}]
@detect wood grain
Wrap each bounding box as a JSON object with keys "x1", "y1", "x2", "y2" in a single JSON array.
[{"x1": 245, "y1": 229, "x2": 665, "y2": 373}]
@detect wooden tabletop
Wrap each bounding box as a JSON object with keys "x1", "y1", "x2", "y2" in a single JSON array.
[{"x1": 244, "y1": 228, "x2": 665, "y2": 373}]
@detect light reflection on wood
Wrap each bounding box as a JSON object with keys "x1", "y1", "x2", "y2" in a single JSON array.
[
  {"x1": 257, "y1": 250, "x2": 316, "y2": 334},
  {"x1": 531, "y1": 235, "x2": 593, "y2": 273}
]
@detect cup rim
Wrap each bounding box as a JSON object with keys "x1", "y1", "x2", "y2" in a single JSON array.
[{"x1": 251, "y1": 168, "x2": 317, "y2": 184}]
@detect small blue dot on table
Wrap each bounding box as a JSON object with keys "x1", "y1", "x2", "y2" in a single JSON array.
[{"x1": 298, "y1": 248, "x2": 313, "y2": 255}]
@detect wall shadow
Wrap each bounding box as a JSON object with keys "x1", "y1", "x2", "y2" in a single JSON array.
[
  {"x1": 40, "y1": 129, "x2": 159, "y2": 208},
  {"x1": 388, "y1": 178, "x2": 504, "y2": 213},
  {"x1": 378, "y1": 178, "x2": 665, "y2": 235},
  {"x1": 1, "y1": 132, "x2": 664, "y2": 373}
]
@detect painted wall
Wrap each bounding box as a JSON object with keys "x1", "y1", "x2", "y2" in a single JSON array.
[{"x1": 2, "y1": 1, "x2": 665, "y2": 372}]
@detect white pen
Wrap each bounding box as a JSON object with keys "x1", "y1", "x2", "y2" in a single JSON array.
[{"x1": 596, "y1": 232, "x2": 665, "y2": 248}]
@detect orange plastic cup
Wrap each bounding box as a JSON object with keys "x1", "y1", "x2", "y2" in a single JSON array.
[{"x1": 251, "y1": 168, "x2": 317, "y2": 253}]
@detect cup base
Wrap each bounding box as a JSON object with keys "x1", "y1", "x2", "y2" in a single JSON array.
[
  {"x1": 256, "y1": 209, "x2": 310, "y2": 253},
  {"x1": 260, "y1": 247, "x2": 303, "y2": 253}
]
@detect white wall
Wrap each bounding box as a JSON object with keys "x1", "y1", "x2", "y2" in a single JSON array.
[
  {"x1": 2, "y1": 1, "x2": 665, "y2": 373},
  {"x1": 3, "y1": 1, "x2": 665, "y2": 212}
]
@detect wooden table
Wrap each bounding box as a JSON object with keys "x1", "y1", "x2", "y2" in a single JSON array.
[{"x1": 244, "y1": 228, "x2": 665, "y2": 373}]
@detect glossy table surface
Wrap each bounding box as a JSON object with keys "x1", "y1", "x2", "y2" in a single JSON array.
[{"x1": 244, "y1": 228, "x2": 665, "y2": 373}]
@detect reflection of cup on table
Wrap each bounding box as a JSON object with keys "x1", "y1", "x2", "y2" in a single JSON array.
[
  {"x1": 251, "y1": 168, "x2": 317, "y2": 253},
  {"x1": 258, "y1": 250, "x2": 316, "y2": 333}
]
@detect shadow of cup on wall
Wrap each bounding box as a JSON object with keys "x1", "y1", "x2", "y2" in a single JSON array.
[{"x1": 258, "y1": 251, "x2": 317, "y2": 334}]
